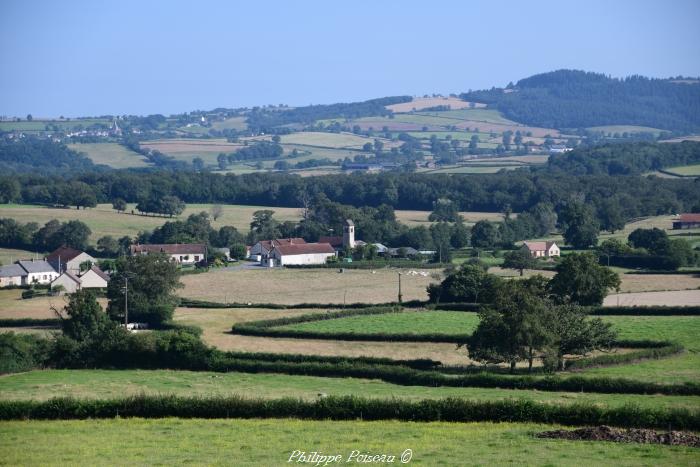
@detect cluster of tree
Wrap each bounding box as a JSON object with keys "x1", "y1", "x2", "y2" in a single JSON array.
[
  {"x1": 0, "y1": 218, "x2": 92, "y2": 252},
  {"x1": 460, "y1": 70, "x2": 700, "y2": 132},
  {"x1": 138, "y1": 211, "x2": 245, "y2": 254},
  {"x1": 245, "y1": 96, "x2": 411, "y2": 132},
  {"x1": 598, "y1": 228, "x2": 697, "y2": 270},
  {"x1": 0, "y1": 137, "x2": 105, "y2": 175},
  {"x1": 135, "y1": 195, "x2": 185, "y2": 217},
  {"x1": 546, "y1": 141, "x2": 700, "y2": 175},
  {"x1": 431, "y1": 254, "x2": 621, "y2": 371}
]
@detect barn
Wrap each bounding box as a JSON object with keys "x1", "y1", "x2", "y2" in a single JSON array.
[{"x1": 269, "y1": 243, "x2": 336, "y2": 266}]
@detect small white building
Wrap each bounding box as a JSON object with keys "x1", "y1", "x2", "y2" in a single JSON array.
[
  {"x1": 0, "y1": 264, "x2": 26, "y2": 287},
  {"x1": 17, "y1": 260, "x2": 58, "y2": 285},
  {"x1": 46, "y1": 246, "x2": 95, "y2": 275},
  {"x1": 269, "y1": 243, "x2": 336, "y2": 266},
  {"x1": 130, "y1": 243, "x2": 206, "y2": 265},
  {"x1": 521, "y1": 241, "x2": 560, "y2": 258},
  {"x1": 51, "y1": 266, "x2": 109, "y2": 294}
]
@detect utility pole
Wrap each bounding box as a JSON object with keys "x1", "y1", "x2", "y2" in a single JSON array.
[
  {"x1": 123, "y1": 276, "x2": 129, "y2": 327},
  {"x1": 397, "y1": 272, "x2": 403, "y2": 306}
]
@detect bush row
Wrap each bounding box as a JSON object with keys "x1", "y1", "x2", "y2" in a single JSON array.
[
  {"x1": 222, "y1": 350, "x2": 440, "y2": 370},
  {"x1": 589, "y1": 305, "x2": 700, "y2": 316},
  {"x1": 0, "y1": 395, "x2": 697, "y2": 430},
  {"x1": 566, "y1": 343, "x2": 684, "y2": 371},
  {"x1": 206, "y1": 356, "x2": 700, "y2": 396},
  {"x1": 0, "y1": 318, "x2": 60, "y2": 328}
]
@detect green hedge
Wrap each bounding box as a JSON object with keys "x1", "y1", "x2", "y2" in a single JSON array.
[
  {"x1": 0, "y1": 318, "x2": 60, "y2": 328},
  {"x1": 0, "y1": 395, "x2": 697, "y2": 430},
  {"x1": 179, "y1": 298, "x2": 426, "y2": 309},
  {"x1": 222, "y1": 350, "x2": 440, "y2": 370},
  {"x1": 589, "y1": 306, "x2": 700, "y2": 316},
  {"x1": 206, "y1": 356, "x2": 700, "y2": 396}
]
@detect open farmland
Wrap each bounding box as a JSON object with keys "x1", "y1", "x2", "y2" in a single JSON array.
[
  {"x1": 3, "y1": 419, "x2": 697, "y2": 467},
  {"x1": 139, "y1": 138, "x2": 243, "y2": 164},
  {"x1": 179, "y1": 268, "x2": 436, "y2": 305},
  {"x1": 210, "y1": 116, "x2": 248, "y2": 131},
  {"x1": 0, "y1": 247, "x2": 37, "y2": 265},
  {"x1": 67, "y1": 142, "x2": 150, "y2": 168},
  {"x1": 0, "y1": 118, "x2": 110, "y2": 133},
  {"x1": 604, "y1": 290, "x2": 700, "y2": 307},
  {"x1": 385, "y1": 96, "x2": 486, "y2": 112},
  {"x1": 279, "y1": 131, "x2": 390, "y2": 149},
  {"x1": 587, "y1": 125, "x2": 664, "y2": 135},
  {"x1": 394, "y1": 210, "x2": 507, "y2": 226},
  {"x1": 664, "y1": 163, "x2": 700, "y2": 176},
  {"x1": 0, "y1": 289, "x2": 107, "y2": 320}
]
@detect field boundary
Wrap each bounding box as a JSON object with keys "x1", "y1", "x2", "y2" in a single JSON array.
[{"x1": 1, "y1": 395, "x2": 697, "y2": 429}]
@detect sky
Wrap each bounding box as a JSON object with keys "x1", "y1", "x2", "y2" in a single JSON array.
[{"x1": 1, "y1": 0, "x2": 699, "y2": 117}]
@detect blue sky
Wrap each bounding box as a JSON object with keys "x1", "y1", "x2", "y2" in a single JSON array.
[{"x1": 1, "y1": 0, "x2": 699, "y2": 117}]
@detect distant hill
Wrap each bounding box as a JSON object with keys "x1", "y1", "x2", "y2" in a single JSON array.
[{"x1": 460, "y1": 70, "x2": 700, "y2": 133}]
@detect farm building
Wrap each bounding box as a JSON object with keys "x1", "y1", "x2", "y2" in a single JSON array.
[
  {"x1": 51, "y1": 266, "x2": 109, "y2": 293},
  {"x1": 672, "y1": 214, "x2": 700, "y2": 230},
  {"x1": 521, "y1": 241, "x2": 560, "y2": 258},
  {"x1": 16, "y1": 260, "x2": 59, "y2": 285},
  {"x1": 0, "y1": 264, "x2": 26, "y2": 287},
  {"x1": 46, "y1": 246, "x2": 95, "y2": 275},
  {"x1": 249, "y1": 238, "x2": 306, "y2": 261},
  {"x1": 130, "y1": 244, "x2": 206, "y2": 265},
  {"x1": 549, "y1": 144, "x2": 572, "y2": 154},
  {"x1": 269, "y1": 242, "x2": 336, "y2": 266}
]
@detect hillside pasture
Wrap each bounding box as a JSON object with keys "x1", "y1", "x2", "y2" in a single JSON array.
[
  {"x1": 3, "y1": 419, "x2": 696, "y2": 467},
  {"x1": 67, "y1": 143, "x2": 151, "y2": 169},
  {"x1": 416, "y1": 108, "x2": 516, "y2": 125},
  {"x1": 0, "y1": 118, "x2": 110, "y2": 133},
  {"x1": 139, "y1": 138, "x2": 243, "y2": 164},
  {"x1": 210, "y1": 116, "x2": 248, "y2": 131},
  {"x1": 385, "y1": 96, "x2": 485, "y2": 112},
  {"x1": 664, "y1": 164, "x2": 700, "y2": 176},
  {"x1": 587, "y1": 125, "x2": 664, "y2": 135},
  {"x1": 279, "y1": 132, "x2": 389, "y2": 149},
  {"x1": 604, "y1": 290, "x2": 700, "y2": 307},
  {"x1": 394, "y1": 210, "x2": 507, "y2": 226},
  {"x1": 0, "y1": 247, "x2": 37, "y2": 265}
]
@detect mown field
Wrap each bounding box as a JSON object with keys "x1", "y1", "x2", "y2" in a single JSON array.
[
  {"x1": 0, "y1": 118, "x2": 110, "y2": 133},
  {"x1": 665, "y1": 163, "x2": 700, "y2": 176},
  {"x1": 67, "y1": 142, "x2": 150, "y2": 169},
  {"x1": 2, "y1": 419, "x2": 696, "y2": 466}
]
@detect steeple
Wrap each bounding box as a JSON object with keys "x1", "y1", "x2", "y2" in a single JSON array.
[{"x1": 342, "y1": 219, "x2": 355, "y2": 249}]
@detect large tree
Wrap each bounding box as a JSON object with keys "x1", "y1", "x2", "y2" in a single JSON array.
[
  {"x1": 471, "y1": 220, "x2": 500, "y2": 248},
  {"x1": 559, "y1": 201, "x2": 600, "y2": 249},
  {"x1": 502, "y1": 248, "x2": 537, "y2": 276},
  {"x1": 428, "y1": 263, "x2": 502, "y2": 304},
  {"x1": 107, "y1": 253, "x2": 182, "y2": 326},
  {"x1": 549, "y1": 253, "x2": 620, "y2": 306}
]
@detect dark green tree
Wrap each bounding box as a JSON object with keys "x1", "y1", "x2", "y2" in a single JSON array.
[
  {"x1": 559, "y1": 201, "x2": 600, "y2": 248},
  {"x1": 470, "y1": 220, "x2": 500, "y2": 248},
  {"x1": 549, "y1": 253, "x2": 620, "y2": 306},
  {"x1": 502, "y1": 248, "x2": 537, "y2": 276}
]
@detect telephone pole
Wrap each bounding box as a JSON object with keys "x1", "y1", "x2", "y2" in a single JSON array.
[{"x1": 397, "y1": 272, "x2": 403, "y2": 306}]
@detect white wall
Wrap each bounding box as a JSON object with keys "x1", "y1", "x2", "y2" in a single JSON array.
[
  {"x1": 65, "y1": 253, "x2": 96, "y2": 274},
  {"x1": 26, "y1": 271, "x2": 59, "y2": 285},
  {"x1": 79, "y1": 270, "x2": 108, "y2": 288},
  {"x1": 51, "y1": 274, "x2": 80, "y2": 293},
  {"x1": 276, "y1": 252, "x2": 335, "y2": 266}
]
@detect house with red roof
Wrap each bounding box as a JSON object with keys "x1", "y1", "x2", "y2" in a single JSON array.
[
  {"x1": 269, "y1": 242, "x2": 336, "y2": 266},
  {"x1": 521, "y1": 241, "x2": 560, "y2": 258},
  {"x1": 673, "y1": 214, "x2": 700, "y2": 230}
]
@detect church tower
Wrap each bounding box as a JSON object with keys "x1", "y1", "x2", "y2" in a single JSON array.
[{"x1": 342, "y1": 219, "x2": 355, "y2": 249}]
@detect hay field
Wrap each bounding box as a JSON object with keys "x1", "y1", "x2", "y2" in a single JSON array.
[
  {"x1": 68, "y1": 143, "x2": 150, "y2": 169},
  {"x1": 385, "y1": 97, "x2": 485, "y2": 113},
  {"x1": 604, "y1": 289, "x2": 700, "y2": 307},
  {"x1": 179, "y1": 267, "x2": 436, "y2": 305},
  {"x1": 0, "y1": 247, "x2": 37, "y2": 264},
  {"x1": 0, "y1": 289, "x2": 107, "y2": 319},
  {"x1": 139, "y1": 138, "x2": 243, "y2": 163},
  {"x1": 587, "y1": 125, "x2": 663, "y2": 135},
  {"x1": 665, "y1": 164, "x2": 700, "y2": 176},
  {"x1": 422, "y1": 165, "x2": 520, "y2": 174},
  {"x1": 0, "y1": 203, "x2": 303, "y2": 240},
  {"x1": 280, "y1": 132, "x2": 380, "y2": 149},
  {"x1": 394, "y1": 210, "x2": 506, "y2": 226},
  {"x1": 210, "y1": 116, "x2": 247, "y2": 131}
]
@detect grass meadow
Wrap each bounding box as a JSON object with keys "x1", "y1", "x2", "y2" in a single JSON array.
[
  {"x1": 665, "y1": 164, "x2": 700, "y2": 176},
  {"x1": 2, "y1": 419, "x2": 697, "y2": 466},
  {"x1": 67, "y1": 143, "x2": 150, "y2": 169}
]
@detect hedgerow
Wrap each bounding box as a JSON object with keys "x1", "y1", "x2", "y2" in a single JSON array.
[{"x1": 0, "y1": 395, "x2": 697, "y2": 430}]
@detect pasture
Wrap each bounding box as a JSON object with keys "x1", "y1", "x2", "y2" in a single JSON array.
[
  {"x1": 664, "y1": 164, "x2": 700, "y2": 176},
  {"x1": 210, "y1": 116, "x2": 248, "y2": 131},
  {"x1": 279, "y1": 132, "x2": 387, "y2": 149},
  {"x1": 0, "y1": 247, "x2": 37, "y2": 265},
  {"x1": 0, "y1": 118, "x2": 110, "y2": 133},
  {"x1": 587, "y1": 125, "x2": 664, "y2": 135},
  {"x1": 2, "y1": 369, "x2": 699, "y2": 410},
  {"x1": 2, "y1": 419, "x2": 697, "y2": 466},
  {"x1": 385, "y1": 96, "x2": 485, "y2": 112},
  {"x1": 67, "y1": 142, "x2": 150, "y2": 169},
  {"x1": 139, "y1": 138, "x2": 243, "y2": 164}
]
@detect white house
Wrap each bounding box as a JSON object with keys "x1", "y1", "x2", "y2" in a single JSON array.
[
  {"x1": 130, "y1": 244, "x2": 206, "y2": 265},
  {"x1": 51, "y1": 271, "x2": 82, "y2": 293},
  {"x1": 0, "y1": 264, "x2": 26, "y2": 287},
  {"x1": 17, "y1": 260, "x2": 58, "y2": 285},
  {"x1": 249, "y1": 238, "x2": 306, "y2": 261},
  {"x1": 46, "y1": 246, "x2": 95, "y2": 275},
  {"x1": 51, "y1": 266, "x2": 109, "y2": 293},
  {"x1": 269, "y1": 243, "x2": 336, "y2": 266},
  {"x1": 549, "y1": 144, "x2": 572, "y2": 154},
  {"x1": 521, "y1": 241, "x2": 560, "y2": 258}
]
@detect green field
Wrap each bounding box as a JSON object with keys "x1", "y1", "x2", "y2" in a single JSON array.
[
  {"x1": 2, "y1": 369, "x2": 699, "y2": 411},
  {"x1": 665, "y1": 164, "x2": 700, "y2": 176},
  {"x1": 587, "y1": 125, "x2": 664, "y2": 135},
  {"x1": 67, "y1": 143, "x2": 150, "y2": 169},
  {"x1": 416, "y1": 108, "x2": 516, "y2": 124},
  {"x1": 0, "y1": 118, "x2": 110, "y2": 133},
  {"x1": 279, "y1": 311, "x2": 478, "y2": 336},
  {"x1": 210, "y1": 116, "x2": 248, "y2": 131},
  {"x1": 421, "y1": 165, "x2": 520, "y2": 174},
  {"x1": 280, "y1": 132, "x2": 382, "y2": 149},
  {"x1": 2, "y1": 418, "x2": 696, "y2": 466}
]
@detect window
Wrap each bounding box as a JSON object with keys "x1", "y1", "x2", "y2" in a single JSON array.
[{"x1": 194, "y1": 255, "x2": 200, "y2": 261}]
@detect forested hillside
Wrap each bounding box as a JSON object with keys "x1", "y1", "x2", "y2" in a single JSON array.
[
  {"x1": 246, "y1": 96, "x2": 412, "y2": 132},
  {"x1": 546, "y1": 141, "x2": 700, "y2": 175},
  {"x1": 0, "y1": 138, "x2": 104, "y2": 174},
  {"x1": 460, "y1": 70, "x2": 700, "y2": 132}
]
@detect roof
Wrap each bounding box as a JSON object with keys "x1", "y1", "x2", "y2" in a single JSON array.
[
  {"x1": 273, "y1": 242, "x2": 336, "y2": 256},
  {"x1": 345, "y1": 219, "x2": 354, "y2": 226},
  {"x1": 256, "y1": 238, "x2": 307, "y2": 251},
  {"x1": 55, "y1": 271, "x2": 81, "y2": 285},
  {"x1": 130, "y1": 243, "x2": 206, "y2": 255},
  {"x1": 678, "y1": 214, "x2": 700, "y2": 223},
  {"x1": 318, "y1": 236, "x2": 343, "y2": 247},
  {"x1": 17, "y1": 260, "x2": 56, "y2": 274},
  {"x1": 83, "y1": 266, "x2": 110, "y2": 282},
  {"x1": 0, "y1": 264, "x2": 26, "y2": 278},
  {"x1": 46, "y1": 246, "x2": 85, "y2": 263},
  {"x1": 522, "y1": 241, "x2": 558, "y2": 251}
]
